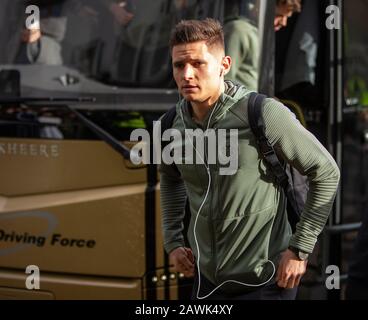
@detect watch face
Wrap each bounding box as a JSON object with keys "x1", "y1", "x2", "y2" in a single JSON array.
[
  {"x1": 289, "y1": 246, "x2": 309, "y2": 260},
  {"x1": 299, "y1": 252, "x2": 309, "y2": 261}
]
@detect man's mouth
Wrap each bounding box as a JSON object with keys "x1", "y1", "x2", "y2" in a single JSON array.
[{"x1": 182, "y1": 85, "x2": 199, "y2": 92}]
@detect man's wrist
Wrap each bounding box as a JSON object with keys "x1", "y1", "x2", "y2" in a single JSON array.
[
  {"x1": 288, "y1": 246, "x2": 309, "y2": 261},
  {"x1": 165, "y1": 241, "x2": 185, "y2": 255}
]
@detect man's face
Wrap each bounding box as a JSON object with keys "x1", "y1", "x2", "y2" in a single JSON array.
[
  {"x1": 172, "y1": 41, "x2": 225, "y2": 106},
  {"x1": 274, "y1": 3, "x2": 294, "y2": 31}
]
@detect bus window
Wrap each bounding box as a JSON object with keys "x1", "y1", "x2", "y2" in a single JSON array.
[
  {"x1": 275, "y1": 0, "x2": 326, "y2": 142},
  {"x1": 0, "y1": 0, "x2": 225, "y2": 92},
  {"x1": 62, "y1": 0, "x2": 225, "y2": 88},
  {"x1": 0, "y1": 0, "x2": 224, "y2": 141},
  {"x1": 103, "y1": 0, "x2": 225, "y2": 87},
  {"x1": 275, "y1": 0, "x2": 320, "y2": 103},
  {"x1": 343, "y1": 0, "x2": 368, "y2": 225}
]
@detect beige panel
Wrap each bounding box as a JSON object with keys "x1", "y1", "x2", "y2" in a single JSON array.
[
  {"x1": 154, "y1": 285, "x2": 181, "y2": 301},
  {"x1": 145, "y1": 284, "x2": 180, "y2": 301},
  {"x1": 170, "y1": 284, "x2": 179, "y2": 300},
  {"x1": 0, "y1": 185, "x2": 147, "y2": 278},
  {"x1": 156, "y1": 286, "x2": 165, "y2": 300},
  {"x1": 0, "y1": 269, "x2": 141, "y2": 300},
  {"x1": 0, "y1": 138, "x2": 146, "y2": 196},
  {"x1": 0, "y1": 287, "x2": 54, "y2": 300},
  {"x1": 155, "y1": 183, "x2": 165, "y2": 270}
]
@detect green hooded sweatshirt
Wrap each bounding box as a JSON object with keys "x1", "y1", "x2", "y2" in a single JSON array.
[{"x1": 159, "y1": 81, "x2": 340, "y2": 292}]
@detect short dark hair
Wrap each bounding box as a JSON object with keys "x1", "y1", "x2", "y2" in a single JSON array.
[
  {"x1": 169, "y1": 18, "x2": 224, "y2": 51},
  {"x1": 276, "y1": 0, "x2": 302, "y2": 12}
]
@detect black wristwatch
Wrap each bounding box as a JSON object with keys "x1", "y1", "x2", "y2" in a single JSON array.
[{"x1": 288, "y1": 246, "x2": 309, "y2": 261}]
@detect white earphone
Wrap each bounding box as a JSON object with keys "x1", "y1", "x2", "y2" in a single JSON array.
[{"x1": 178, "y1": 89, "x2": 275, "y2": 300}]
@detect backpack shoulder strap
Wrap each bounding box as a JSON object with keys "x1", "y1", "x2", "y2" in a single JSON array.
[
  {"x1": 248, "y1": 92, "x2": 266, "y2": 141},
  {"x1": 159, "y1": 105, "x2": 180, "y2": 176},
  {"x1": 247, "y1": 92, "x2": 289, "y2": 187},
  {"x1": 160, "y1": 105, "x2": 177, "y2": 133},
  {"x1": 247, "y1": 93, "x2": 302, "y2": 218}
]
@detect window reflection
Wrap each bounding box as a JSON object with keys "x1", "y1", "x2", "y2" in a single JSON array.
[
  {"x1": 343, "y1": 0, "x2": 368, "y2": 224},
  {"x1": 0, "y1": 0, "x2": 226, "y2": 90},
  {"x1": 224, "y1": 0, "x2": 260, "y2": 91},
  {"x1": 345, "y1": 0, "x2": 368, "y2": 107}
]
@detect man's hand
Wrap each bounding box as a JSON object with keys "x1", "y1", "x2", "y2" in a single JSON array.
[
  {"x1": 276, "y1": 249, "x2": 307, "y2": 289},
  {"x1": 169, "y1": 247, "x2": 195, "y2": 278}
]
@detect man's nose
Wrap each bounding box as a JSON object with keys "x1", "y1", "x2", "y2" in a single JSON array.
[{"x1": 183, "y1": 65, "x2": 194, "y2": 80}]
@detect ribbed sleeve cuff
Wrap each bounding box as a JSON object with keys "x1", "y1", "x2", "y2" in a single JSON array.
[
  {"x1": 289, "y1": 234, "x2": 317, "y2": 254},
  {"x1": 164, "y1": 241, "x2": 185, "y2": 255}
]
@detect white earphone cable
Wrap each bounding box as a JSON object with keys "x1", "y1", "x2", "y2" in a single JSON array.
[{"x1": 178, "y1": 92, "x2": 276, "y2": 299}]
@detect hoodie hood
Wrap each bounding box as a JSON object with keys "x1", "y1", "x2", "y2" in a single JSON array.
[{"x1": 177, "y1": 80, "x2": 252, "y2": 129}]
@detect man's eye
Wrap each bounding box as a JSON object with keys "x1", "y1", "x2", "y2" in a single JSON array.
[{"x1": 193, "y1": 62, "x2": 203, "y2": 68}]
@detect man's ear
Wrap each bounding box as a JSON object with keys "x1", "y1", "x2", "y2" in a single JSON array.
[{"x1": 221, "y1": 56, "x2": 232, "y2": 76}]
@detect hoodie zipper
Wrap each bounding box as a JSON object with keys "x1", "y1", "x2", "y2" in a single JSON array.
[
  {"x1": 203, "y1": 116, "x2": 217, "y2": 282},
  {"x1": 190, "y1": 84, "x2": 242, "y2": 283}
]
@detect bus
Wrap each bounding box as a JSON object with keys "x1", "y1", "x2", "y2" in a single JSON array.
[{"x1": 0, "y1": 0, "x2": 367, "y2": 300}]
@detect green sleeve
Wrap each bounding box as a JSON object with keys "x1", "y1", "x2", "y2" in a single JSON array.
[
  {"x1": 263, "y1": 99, "x2": 341, "y2": 253},
  {"x1": 159, "y1": 163, "x2": 187, "y2": 254}
]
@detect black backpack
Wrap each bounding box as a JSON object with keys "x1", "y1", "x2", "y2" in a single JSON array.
[{"x1": 160, "y1": 92, "x2": 309, "y2": 232}]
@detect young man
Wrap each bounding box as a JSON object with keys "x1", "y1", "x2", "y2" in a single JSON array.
[{"x1": 160, "y1": 18, "x2": 340, "y2": 300}]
